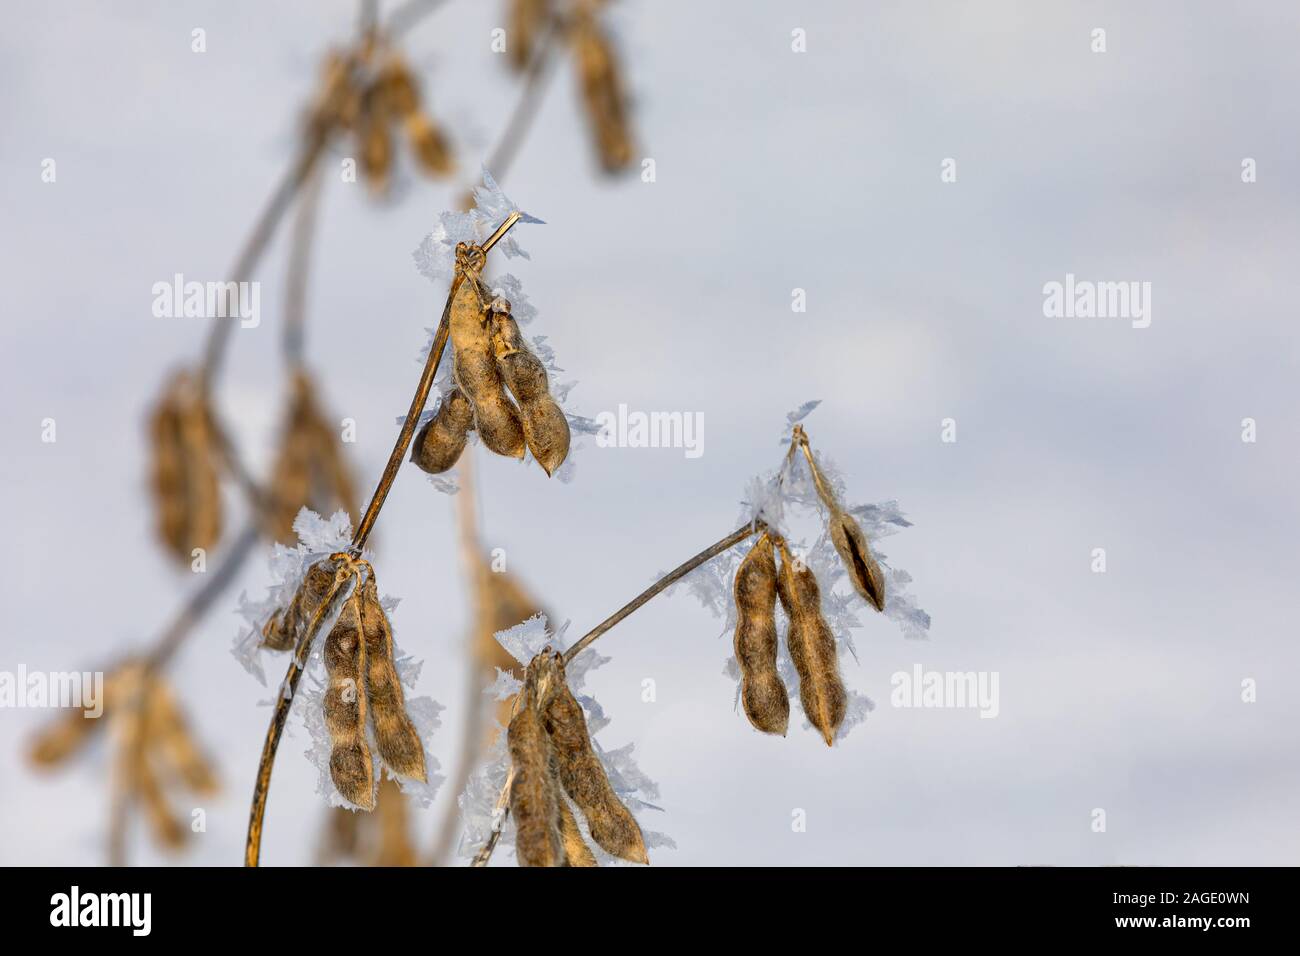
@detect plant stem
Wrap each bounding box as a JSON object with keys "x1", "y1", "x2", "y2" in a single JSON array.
[
  {"x1": 282, "y1": 161, "x2": 326, "y2": 370},
  {"x1": 562, "y1": 521, "x2": 760, "y2": 665},
  {"x1": 244, "y1": 566, "x2": 357, "y2": 867},
  {"x1": 350, "y1": 212, "x2": 522, "y2": 552},
  {"x1": 200, "y1": 132, "x2": 329, "y2": 389},
  {"x1": 486, "y1": 14, "x2": 563, "y2": 182},
  {"x1": 471, "y1": 520, "x2": 762, "y2": 866},
  {"x1": 146, "y1": 522, "x2": 262, "y2": 673}
]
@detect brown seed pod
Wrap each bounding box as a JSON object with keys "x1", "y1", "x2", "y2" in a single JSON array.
[
  {"x1": 411, "y1": 387, "x2": 474, "y2": 474},
  {"x1": 543, "y1": 658, "x2": 648, "y2": 864},
  {"x1": 322, "y1": 584, "x2": 376, "y2": 809},
  {"x1": 359, "y1": 85, "x2": 393, "y2": 194},
  {"x1": 793, "y1": 425, "x2": 886, "y2": 612},
  {"x1": 268, "y1": 372, "x2": 359, "y2": 543},
  {"x1": 261, "y1": 557, "x2": 345, "y2": 652},
  {"x1": 28, "y1": 707, "x2": 97, "y2": 767},
  {"x1": 134, "y1": 755, "x2": 187, "y2": 849},
  {"x1": 359, "y1": 575, "x2": 427, "y2": 782},
  {"x1": 829, "y1": 510, "x2": 886, "y2": 612},
  {"x1": 405, "y1": 112, "x2": 455, "y2": 177},
  {"x1": 508, "y1": 667, "x2": 564, "y2": 867},
  {"x1": 558, "y1": 796, "x2": 598, "y2": 867},
  {"x1": 148, "y1": 369, "x2": 223, "y2": 563},
  {"x1": 488, "y1": 297, "x2": 570, "y2": 476},
  {"x1": 775, "y1": 540, "x2": 847, "y2": 747},
  {"x1": 570, "y1": 9, "x2": 634, "y2": 172},
  {"x1": 733, "y1": 532, "x2": 789, "y2": 736},
  {"x1": 376, "y1": 55, "x2": 420, "y2": 119},
  {"x1": 146, "y1": 679, "x2": 218, "y2": 795},
  {"x1": 448, "y1": 255, "x2": 526, "y2": 459},
  {"x1": 508, "y1": 0, "x2": 550, "y2": 71}
]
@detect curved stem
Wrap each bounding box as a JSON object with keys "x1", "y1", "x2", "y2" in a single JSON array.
[
  {"x1": 282, "y1": 161, "x2": 326, "y2": 370},
  {"x1": 350, "y1": 213, "x2": 522, "y2": 552},
  {"x1": 561, "y1": 521, "x2": 760, "y2": 665},
  {"x1": 200, "y1": 132, "x2": 329, "y2": 389},
  {"x1": 485, "y1": 14, "x2": 563, "y2": 182},
  {"x1": 244, "y1": 566, "x2": 356, "y2": 867}
]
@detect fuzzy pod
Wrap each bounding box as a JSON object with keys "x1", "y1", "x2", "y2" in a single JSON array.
[
  {"x1": 148, "y1": 370, "x2": 223, "y2": 564},
  {"x1": 359, "y1": 100, "x2": 392, "y2": 193},
  {"x1": 732, "y1": 532, "x2": 789, "y2": 735},
  {"x1": 571, "y1": 12, "x2": 634, "y2": 172},
  {"x1": 559, "y1": 795, "x2": 598, "y2": 867},
  {"x1": 489, "y1": 300, "x2": 570, "y2": 475},
  {"x1": 268, "y1": 373, "x2": 359, "y2": 544},
  {"x1": 147, "y1": 680, "x2": 218, "y2": 795},
  {"x1": 359, "y1": 576, "x2": 426, "y2": 782},
  {"x1": 261, "y1": 557, "x2": 344, "y2": 652},
  {"x1": 508, "y1": 0, "x2": 550, "y2": 71},
  {"x1": 323, "y1": 588, "x2": 376, "y2": 809},
  {"x1": 543, "y1": 668, "x2": 648, "y2": 864},
  {"x1": 28, "y1": 708, "x2": 98, "y2": 767},
  {"x1": 829, "y1": 510, "x2": 886, "y2": 613},
  {"x1": 377, "y1": 56, "x2": 419, "y2": 118},
  {"x1": 775, "y1": 542, "x2": 847, "y2": 747},
  {"x1": 508, "y1": 689, "x2": 564, "y2": 867},
  {"x1": 135, "y1": 756, "x2": 187, "y2": 849},
  {"x1": 411, "y1": 387, "x2": 474, "y2": 474},
  {"x1": 449, "y1": 269, "x2": 526, "y2": 459},
  {"x1": 405, "y1": 112, "x2": 455, "y2": 177}
]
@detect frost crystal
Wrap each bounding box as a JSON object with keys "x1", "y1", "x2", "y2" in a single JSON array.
[
  {"x1": 233, "y1": 508, "x2": 444, "y2": 809},
  {"x1": 455, "y1": 615, "x2": 673, "y2": 863},
  {"x1": 412, "y1": 167, "x2": 543, "y2": 284},
  {"x1": 675, "y1": 405, "x2": 932, "y2": 743}
]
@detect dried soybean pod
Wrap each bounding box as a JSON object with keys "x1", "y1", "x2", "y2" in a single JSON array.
[
  {"x1": 775, "y1": 540, "x2": 847, "y2": 747},
  {"x1": 559, "y1": 797, "x2": 598, "y2": 867},
  {"x1": 829, "y1": 510, "x2": 886, "y2": 612},
  {"x1": 146, "y1": 679, "x2": 218, "y2": 795},
  {"x1": 489, "y1": 298, "x2": 570, "y2": 475},
  {"x1": 377, "y1": 55, "x2": 419, "y2": 119},
  {"x1": 135, "y1": 756, "x2": 187, "y2": 849},
  {"x1": 508, "y1": 685, "x2": 564, "y2": 867},
  {"x1": 148, "y1": 370, "x2": 223, "y2": 563},
  {"x1": 323, "y1": 584, "x2": 375, "y2": 809},
  {"x1": 571, "y1": 8, "x2": 634, "y2": 172},
  {"x1": 793, "y1": 425, "x2": 886, "y2": 612},
  {"x1": 405, "y1": 112, "x2": 455, "y2": 177},
  {"x1": 261, "y1": 557, "x2": 341, "y2": 651},
  {"x1": 448, "y1": 258, "x2": 525, "y2": 459},
  {"x1": 270, "y1": 373, "x2": 360, "y2": 542},
  {"x1": 508, "y1": 0, "x2": 550, "y2": 71},
  {"x1": 733, "y1": 532, "x2": 789, "y2": 736},
  {"x1": 358, "y1": 575, "x2": 426, "y2": 782},
  {"x1": 543, "y1": 666, "x2": 648, "y2": 864},
  {"x1": 411, "y1": 387, "x2": 473, "y2": 474},
  {"x1": 28, "y1": 708, "x2": 98, "y2": 767}
]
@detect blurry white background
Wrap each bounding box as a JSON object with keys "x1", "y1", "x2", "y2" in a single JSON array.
[{"x1": 1, "y1": 0, "x2": 1298, "y2": 865}]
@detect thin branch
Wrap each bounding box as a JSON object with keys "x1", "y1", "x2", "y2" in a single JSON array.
[
  {"x1": 282, "y1": 161, "x2": 326, "y2": 369},
  {"x1": 562, "y1": 521, "x2": 760, "y2": 665},
  {"x1": 485, "y1": 14, "x2": 564, "y2": 182},
  {"x1": 146, "y1": 522, "x2": 262, "y2": 673},
  {"x1": 472, "y1": 520, "x2": 763, "y2": 866},
  {"x1": 199, "y1": 131, "x2": 330, "y2": 388},
  {"x1": 350, "y1": 212, "x2": 522, "y2": 552},
  {"x1": 384, "y1": 0, "x2": 451, "y2": 39}
]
